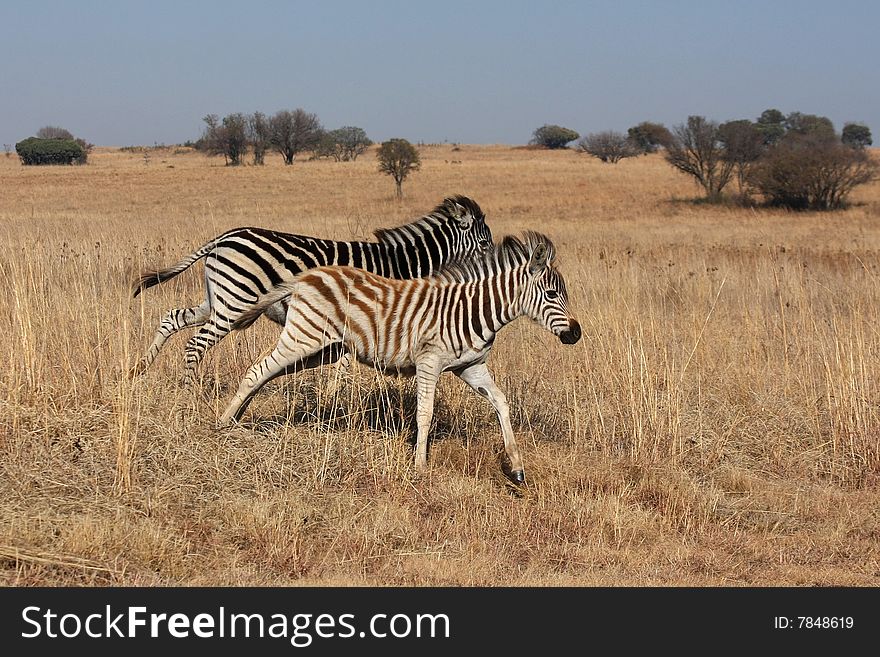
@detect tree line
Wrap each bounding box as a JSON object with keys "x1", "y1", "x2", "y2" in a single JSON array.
[
  {"x1": 530, "y1": 112, "x2": 876, "y2": 210},
  {"x1": 198, "y1": 109, "x2": 373, "y2": 166}
]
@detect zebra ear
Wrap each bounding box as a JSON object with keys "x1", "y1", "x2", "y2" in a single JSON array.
[
  {"x1": 455, "y1": 209, "x2": 474, "y2": 230},
  {"x1": 445, "y1": 198, "x2": 474, "y2": 230},
  {"x1": 528, "y1": 243, "x2": 549, "y2": 276}
]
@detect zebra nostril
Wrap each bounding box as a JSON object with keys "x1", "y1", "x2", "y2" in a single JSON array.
[{"x1": 559, "y1": 320, "x2": 581, "y2": 345}]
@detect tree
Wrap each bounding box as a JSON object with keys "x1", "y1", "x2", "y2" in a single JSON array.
[
  {"x1": 530, "y1": 124, "x2": 579, "y2": 149},
  {"x1": 248, "y1": 111, "x2": 271, "y2": 165},
  {"x1": 377, "y1": 138, "x2": 421, "y2": 199},
  {"x1": 755, "y1": 109, "x2": 786, "y2": 145},
  {"x1": 664, "y1": 116, "x2": 735, "y2": 202},
  {"x1": 718, "y1": 119, "x2": 765, "y2": 197},
  {"x1": 748, "y1": 132, "x2": 877, "y2": 210},
  {"x1": 577, "y1": 131, "x2": 639, "y2": 163},
  {"x1": 36, "y1": 125, "x2": 75, "y2": 140},
  {"x1": 316, "y1": 126, "x2": 372, "y2": 161},
  {"x1": 784, "y1": 112, "x2": 835, "y2": 140},
  {"x1": 201, "y1": 113, "x2": 248, "y2": 165},
  {"x1": 269, "y1": 108, "x2": 323, "y2": 165},
  {"x1": 842, "y1": 123, "x2": 873, "y2": 149},
  {"x1": 627, "y1": 121, "x2": 673, "y2": 154}
]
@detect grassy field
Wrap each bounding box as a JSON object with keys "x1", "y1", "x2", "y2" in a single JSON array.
[{"x1": 1, "y1": 144, "x2": 878, "y2": 586}]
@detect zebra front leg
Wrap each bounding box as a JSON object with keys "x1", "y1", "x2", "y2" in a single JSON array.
[
  {"x1": 131, "y1": 302, "x2": 210, "y2": 376},
  {"x1": 455, "y1": 362, "x2": 525, "y2": 484},
  {"x1": 413, "y1": 357, "x2": 442, "y2": 473}
]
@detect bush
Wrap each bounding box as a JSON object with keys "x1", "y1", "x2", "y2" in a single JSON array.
[
  {"x1": 316, "y1": 126, "x2": 372, "y2": 161},
  {"x1": 577, "y1": 131, "x2": 639, "y2": 163},
  {"x1": 15, "y1": 137, "x2": 86, "y2": 165},
  {"x1": 627, "y1": 121, "x2": 673, "y2": 154},
  {"x1": 530, "y1": 124, "x2": 580, "y2": 149},
  {"x1": 748, "y1": 133, "x2": 877, "y2": 210},
  {"x1": 842, "y1": 123, "x2": 873, "y2": 149}
]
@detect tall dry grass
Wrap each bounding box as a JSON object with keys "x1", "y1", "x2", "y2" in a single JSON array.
[{"x1": 1, "y1": 145, "x2": 878, "y2": 586}]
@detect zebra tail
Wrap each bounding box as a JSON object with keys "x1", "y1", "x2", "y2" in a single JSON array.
[
  {"x1": 131, "y1": 237, "x2": 219, "y2": 298},
  {"x1": 230, "y1": 282, "x2": 297, "y2": 331}
]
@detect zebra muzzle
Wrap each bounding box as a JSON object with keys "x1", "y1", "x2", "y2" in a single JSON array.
[{"x1": 559, "y1": 320, "x2": 582, "y2": 345}]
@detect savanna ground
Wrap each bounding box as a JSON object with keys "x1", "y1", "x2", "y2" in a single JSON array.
[{"x1": 1, "y1": 144, "x2": 878, "y2": 586}]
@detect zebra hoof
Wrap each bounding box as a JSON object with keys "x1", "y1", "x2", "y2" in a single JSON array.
[{"x1": 509, "y1": 469, "x2": 525, "y2": 485}]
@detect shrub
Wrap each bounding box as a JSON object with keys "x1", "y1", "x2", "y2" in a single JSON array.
[
  {"x1": 748, "y1": 133, "x2": 877, "y2": 210},
  {"x1": 577, "y1": 131, "x2": 639, "y2": 163},
  {"x1": 316, "y1": 126, "x2": 372, "y2": 161},
  {"x1": 530, "y1": 124, "x2": 580, "y2": 149},
  {"x1": 627, "y1": 121, "x2": 673, "y2": 154},
  {"x1": 15, "y1": 137, "x2": 86, "y2": 165},
  {"x1": 842, "y1": 123, "x2": 873, "y2": 150}
]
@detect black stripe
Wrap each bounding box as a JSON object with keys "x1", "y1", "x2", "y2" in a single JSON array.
[
  {"x1": 351, "y1": 243, "x2": 364, "y2": 269},
  {"x1": 336, "y1": 241, "x2": 350, "y2": 267},
  {"x1": 222, "y1": 241, "x2": 283, "y2": 287},
  {"x1": 210, "y1": 276, "x2": 257, "y2": 305},
  {"x1": 469, "y1": 283, "x2": 483, "y2": 341},
  {"x1": 423, "y1": 233, "x2": 442, "y2": 275},
  {"x1": 210, "y1": 254, "x2": 269, "y2": 296}
]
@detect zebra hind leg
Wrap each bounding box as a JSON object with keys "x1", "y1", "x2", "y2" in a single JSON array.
[
  {"x1": 219, "y1": 340, "x2": 343, "y2": 427},
  {"x1": 131, "y1": 302, "x2": 210, "y2": 377},
  {"x1": 181, "y1": 317, "x2": 232, "y2": 389}
]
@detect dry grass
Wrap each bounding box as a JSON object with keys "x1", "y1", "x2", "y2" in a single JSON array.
[{"x1": 1, "y1": 145, "x2": 878, "y2": 586}]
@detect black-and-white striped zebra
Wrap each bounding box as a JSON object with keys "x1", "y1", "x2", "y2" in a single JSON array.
[
  {"x1": 219, "y1": 231, "x2": 581, "y2": 483},
  {"x1": 131, "y1": 195, "x2": 493, "y2": 386}
]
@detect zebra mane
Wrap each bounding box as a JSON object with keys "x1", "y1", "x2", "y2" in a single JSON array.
[
  {"x1": 373, "y1": 195, "x2": 485, "y2": 244},
  {"x1": 434, "y1": 231, "x2": 557, "y2": 283}
]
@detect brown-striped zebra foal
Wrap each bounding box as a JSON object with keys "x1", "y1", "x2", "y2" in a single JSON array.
[{"x1": 219, "y1": 232, "x2": 581, "y2": 483}]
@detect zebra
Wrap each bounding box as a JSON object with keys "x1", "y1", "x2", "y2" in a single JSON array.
[
  {"x1": 131, "y1": 195, "x2": 493, "y2": 386},
  {"x1": 218, "y1": 231, "x2": 581, "y2": 484}
]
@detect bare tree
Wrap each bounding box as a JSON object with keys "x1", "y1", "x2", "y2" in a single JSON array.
[
  {"x1": 36, "y1": 125, "x2": 75, "y2": 140},
  {"x1": 3, "y1": 144, "x2": 11, "y2": 158},
  {"x1": 269, "y1": 108, "x2": 323, "y2": 165},
  {"x1": 248, "y1": 111, "x2": 271, "y2": 165},
  {"x1": 201, "y1": 113, "x2": 248, "y2": 165},
  {"x1": 377, "y1": 138, "x2": 421, "y2": 199},
  {"x1": 718, "y1": 120, "x2": 765, "y2": 197},
  {"x1": 665, "y1": 116, "x2": 736, "y2": 202},
  {"x1": 577, "y1": 131, "x2": 639, "y2": 163}
]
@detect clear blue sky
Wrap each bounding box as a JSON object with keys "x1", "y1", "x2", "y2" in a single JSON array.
[{"x1": 2, "y1": 0, "x2": 878, "y2": 146}]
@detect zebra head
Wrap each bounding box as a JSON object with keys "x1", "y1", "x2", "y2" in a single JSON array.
[
  {"x1": 434, "y1": 194, "x2": 492, "y2": 255},
  {"x1": 522, "y1": 233, "x2": 581, "y2": 345},
  {"x1": 428, "y1": 195, "x2": 493, "y2": 256},
  {"x1": 372, "y1": 195, "x2": 493, "y2": 272}
]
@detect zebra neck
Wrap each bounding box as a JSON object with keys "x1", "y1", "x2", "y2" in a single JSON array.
[
  {"x1": 364, "y1": 240, "x2": 430, "y2": 279},
  {"x1": 482, "y1": 269, "x2": 528, "y2": 332}
]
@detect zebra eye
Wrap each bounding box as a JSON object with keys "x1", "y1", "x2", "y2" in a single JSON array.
[
  {"x1": 478, "y1": 238, "x2": 490, "y2": 250},
  {"x1": 545, "y1": 290, "x2": 559, "y2": 300}
]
